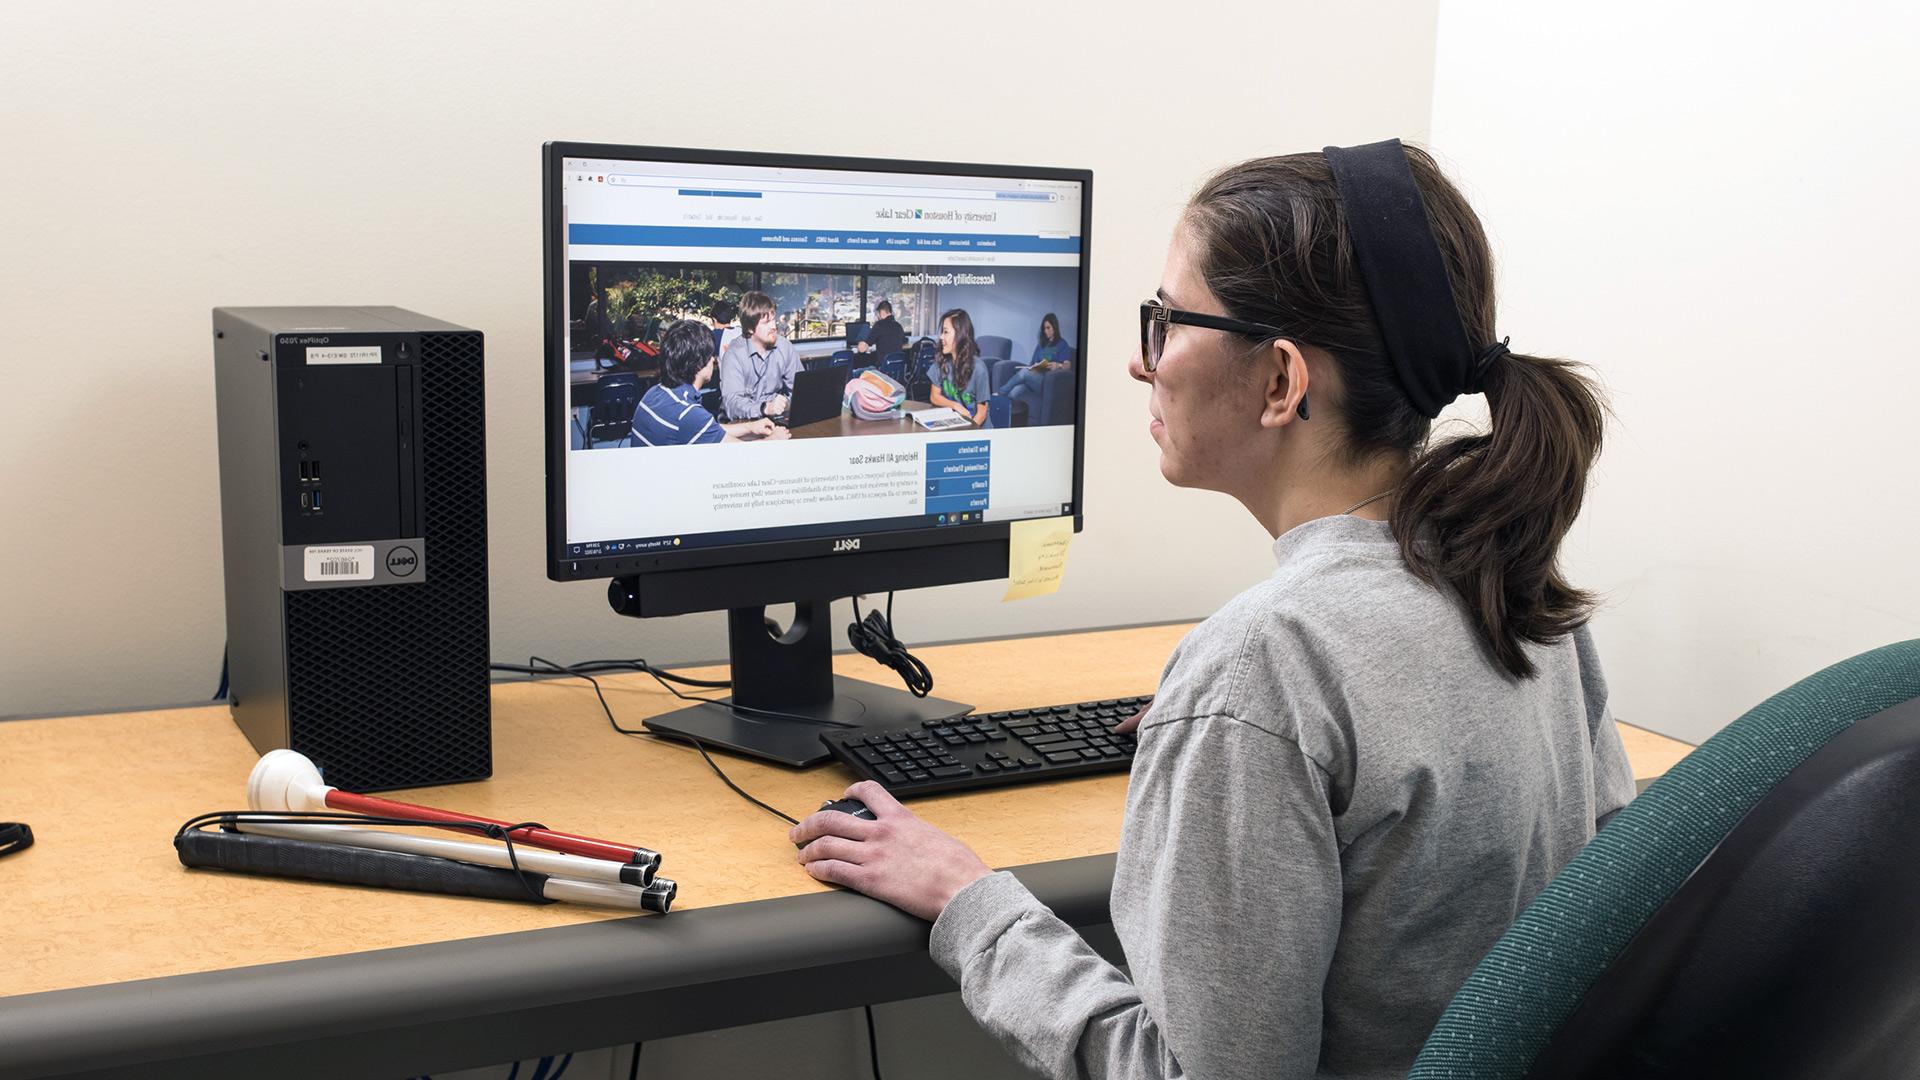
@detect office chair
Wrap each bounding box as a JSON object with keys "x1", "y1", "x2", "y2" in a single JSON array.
[
  {"x1": 977, "y1": 334, "x2": 1013, "y2": 363},
  {"x1": 586, "y1": 372, "x2": 643, "y2": 447},
  {"x1": 830, "y1": 349, "x2": 855, "y2": 367},
  {"x1": 880, "y1": 351, "x2": 907, "y2": 384},
  {"x1": 1409, "y1": 639, "x2": 1920, "y2": 1080}
]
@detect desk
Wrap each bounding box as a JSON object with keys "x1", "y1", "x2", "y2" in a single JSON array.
[
  {"x1": 786, "y1": 400, "x2": 971, "y2": 440},
  {"x1": 0, "y1": 623, "x2": 1689, "y2": 1079}
]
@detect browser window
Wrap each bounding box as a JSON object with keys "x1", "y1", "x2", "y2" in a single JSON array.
[{"x1": 560, "y1": 155, "x2": 1084, "y2": 558}]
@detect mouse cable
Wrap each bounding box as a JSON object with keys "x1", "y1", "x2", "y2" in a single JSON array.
[
  {"x1": 848, "y1": 593, "x2": 933, "y2": 698},
  {"x1": 491, "y1": 657, "x2": 800, "y2": 825},
  {"x1": 866, "y1": 1003, "x2": 885, "y2": 1080}
]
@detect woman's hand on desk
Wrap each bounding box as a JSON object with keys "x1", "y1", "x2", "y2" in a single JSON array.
[{"x1": 791, "y1": 780, "x2": 991, "y2": 922}]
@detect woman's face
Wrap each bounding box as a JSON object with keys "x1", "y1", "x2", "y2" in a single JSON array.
[
  {"x1": 1131, "y1": 227, "x2": 1273, "y2": 492},
  {"x1": 1042, "y1": 319, "x2": 1057, "y2": 343},
  {"x1": 940, "y1": 317, "x2": 955, "y2": 354}
]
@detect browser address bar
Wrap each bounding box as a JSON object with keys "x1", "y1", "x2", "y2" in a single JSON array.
[{"x1": 604, "y1": 174, "x2": 1043, "y2": 201}]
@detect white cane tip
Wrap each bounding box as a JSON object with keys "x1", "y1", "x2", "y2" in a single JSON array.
[{"x1": 247, "y1": 749, "x2": 326, "y2": 811}]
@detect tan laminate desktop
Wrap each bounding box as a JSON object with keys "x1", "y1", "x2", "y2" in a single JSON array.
[{"x1": 0, "y1": 623, "x2": 1689, "y2": 999}]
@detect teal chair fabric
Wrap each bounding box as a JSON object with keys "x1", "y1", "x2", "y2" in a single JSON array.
[{"x1": 1407, "y1": 639, "x2": 1920, "y2": 1079}]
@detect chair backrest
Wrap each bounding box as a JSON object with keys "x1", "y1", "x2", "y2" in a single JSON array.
[
  {"x1": 977, "y1": 334, "x2": 1013, "y2": 362},
  {"x1": 830, "y1": 349, "x2": 854, "y2": 366},
  {"x1": 879, "y1": 352, "x2": 907, "y2": 385},
  {"x1": 1038, "y1": 365, "x2": 1075, "y2": 426},
  {"x1": 1410, "y1": 639, "x2": 1920, "y2": 1080},
  {"x1": 588, "y1": 373, "x2": 645, "y2": 444}
]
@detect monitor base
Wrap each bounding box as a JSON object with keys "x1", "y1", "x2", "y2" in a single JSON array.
[{"x1": 642, "y1": 675, "x2": 972, "y2": 768}]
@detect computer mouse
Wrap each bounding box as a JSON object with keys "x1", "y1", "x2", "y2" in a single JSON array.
[
  {"x1": 794, "y1": 798, "x2": 876, "y2": 848},
  {"x1": 819, "y1": 797, "x2": 876, "y2": 821}
]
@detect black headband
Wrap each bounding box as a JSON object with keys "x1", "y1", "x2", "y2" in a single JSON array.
[{"x1": 1323, "y1": 139, "x2": 1502, "y2": 419}]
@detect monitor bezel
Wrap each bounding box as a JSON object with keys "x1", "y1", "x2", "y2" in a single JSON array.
[{"x1": 543, "y1": 140, "x2": 1091, "y2": 583}]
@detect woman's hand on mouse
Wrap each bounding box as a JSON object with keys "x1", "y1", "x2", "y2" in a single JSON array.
[{"x1": 790, "y1": 780, "x2": 991, "y2": 922}]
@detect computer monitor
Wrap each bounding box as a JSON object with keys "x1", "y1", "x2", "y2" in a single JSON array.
[{"x1": 544, "y1": 142, "x2": 1090, "y2": 765}]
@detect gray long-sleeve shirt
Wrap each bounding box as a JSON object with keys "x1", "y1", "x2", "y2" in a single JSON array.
[
  {"x1": 719, "y1": 334, "x2": 802, "y2": 420},
  {"x1": 930, "y1": 515, "x2": 1636, "y2": 1080}
]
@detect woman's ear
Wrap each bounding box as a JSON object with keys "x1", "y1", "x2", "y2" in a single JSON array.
[{"x1": 1257, "y1": 339, "x2": 1311, "y2": 428}]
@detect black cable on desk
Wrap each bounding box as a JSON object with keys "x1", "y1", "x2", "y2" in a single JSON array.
[
  {"x1": 848, "y1": 593, "x2": 933, "y2": 698},
  {"x1": 866, "y1": 1003, "x2": 885, "y2": 1080},
  {"x1": 491, "y1": 656, "x2": 801, "y2": 826}
]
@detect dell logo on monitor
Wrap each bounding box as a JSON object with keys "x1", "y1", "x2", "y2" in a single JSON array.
[{"x1": 832, "y1": 538, "x2": 861, "y2": 553}]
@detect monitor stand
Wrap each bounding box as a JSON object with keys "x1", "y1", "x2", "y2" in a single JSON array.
[{"x1": 637, "y1": 600, "x2": 972, "y2": 767}]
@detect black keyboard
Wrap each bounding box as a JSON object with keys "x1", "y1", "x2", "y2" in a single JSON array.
[{"x1": 819, "y1": 696, "x2": 1150, "y2": 798}]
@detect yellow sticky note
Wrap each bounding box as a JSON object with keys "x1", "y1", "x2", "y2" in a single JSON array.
[{"x1": 1004, "y1": 515, "x2": 1074, "y2": 601}]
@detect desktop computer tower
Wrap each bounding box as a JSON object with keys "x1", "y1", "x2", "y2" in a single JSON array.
[{"x1": 212, "y1": 306, "x2": 491, "y2": 792}]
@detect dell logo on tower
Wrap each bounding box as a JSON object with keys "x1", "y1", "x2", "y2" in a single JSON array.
[
  {"x1": 385, "y1": 546, "x2": 419, "y2": 577},
  {"x1": 832, "y1": 538, "x2": 861, "y2": 553}
]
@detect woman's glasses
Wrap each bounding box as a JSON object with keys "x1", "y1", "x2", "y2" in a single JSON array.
[{"x1": 1139, "y1": 299, "x2": 1288, "y2": 373}]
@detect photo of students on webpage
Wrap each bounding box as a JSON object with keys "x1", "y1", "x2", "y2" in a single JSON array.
[
  {"x1": 858, "y1": 298, "x2": 909, "y2": 358},
  {"x1": 719, "y1": 290, "x2": 802, "y2": 421},
  {"x1": 927, "y1": 309, "x2": 991, "y2": 426},
  {"x1": 632, "y1": 320, "x2": 787, "y2": 446},
  {"x1": 565, "y1": 261, "x2": 1081, "y2": 449},
  {"x1": 1000, "y1": 312, "x2": 1074, "y2": 417}
]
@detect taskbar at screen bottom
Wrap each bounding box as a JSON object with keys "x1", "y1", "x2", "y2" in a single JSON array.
[{"x1": 565, "y1": 505, "x2": 1054, "y2": 561}]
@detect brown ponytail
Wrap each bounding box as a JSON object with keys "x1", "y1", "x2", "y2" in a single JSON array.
[{"x1": 1186, "y1": 146, "x2": 1605, "y2": 678}]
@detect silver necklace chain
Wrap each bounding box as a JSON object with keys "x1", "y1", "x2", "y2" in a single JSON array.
[{"x1": 1340, "y1": 490, "x2": 1395, "y2": 517}]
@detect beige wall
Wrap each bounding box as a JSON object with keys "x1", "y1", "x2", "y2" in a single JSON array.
[
  {"x1": 1431, "y1": 2, "x2": 1920, "y2": 743},
  {"x1": 0, "y1": 0, "x2": 1440, "y2": 717}
]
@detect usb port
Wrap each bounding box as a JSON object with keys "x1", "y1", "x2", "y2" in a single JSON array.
[
  {"x1": 299, "y1": 491, "x2": 311, "y2": 509},
  {"x1": 298, "y1": 461, "x2": 310, "y2": 481},
  {"x1": 311, "y1": 490, "x2": 322, "y2": 510},
  {"x1": 310, "y1": 460, "x2": 320, "y2": 481}
]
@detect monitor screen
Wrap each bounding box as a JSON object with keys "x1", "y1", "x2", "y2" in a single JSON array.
[{"x1": 547, "y1": 145, "x2": 1088, "y2": 578}]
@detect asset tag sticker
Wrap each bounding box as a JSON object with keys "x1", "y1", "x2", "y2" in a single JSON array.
[
  {"x1": 306, "y1": 346, "x2": 383, "y2": 365},
  {"x1": 304, "y1": 545, "x2": 376, "y2": 582}
]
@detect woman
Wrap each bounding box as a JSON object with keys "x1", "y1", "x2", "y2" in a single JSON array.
[
  {"x1": 1003, "y1": 312, "x2": 1074, "y2": 419},
  {"x1": 791, "y1": 141, "x2": 1635, "y2": 1079},
  {"x1": 929, "y1": 308, "x2": 991, "y2": 425},
  {"x1": 630, "y1": 319, "x2": 787, "y2": 446}
]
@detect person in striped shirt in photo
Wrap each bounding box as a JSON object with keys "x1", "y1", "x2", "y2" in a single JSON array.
[{"x1": 631, "y1": 319, "x2": 790, "y2": 446}]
